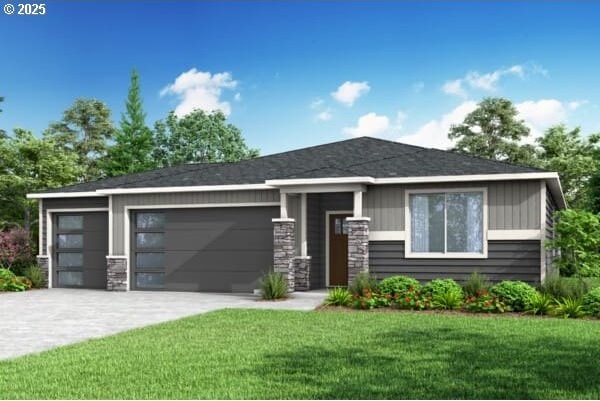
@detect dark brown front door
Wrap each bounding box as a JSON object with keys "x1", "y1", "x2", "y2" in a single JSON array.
[{"x1": 329, "y1": 213, "x2": 351, "y2": 286}]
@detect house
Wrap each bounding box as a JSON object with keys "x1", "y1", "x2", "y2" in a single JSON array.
[{"x1": 28, "y1": 137, "x2": 565, "y2": 292}]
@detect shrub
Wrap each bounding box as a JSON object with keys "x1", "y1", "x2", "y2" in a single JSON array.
[
  {"x1": 260, "y1": 272, "x2": 288, "y2": 300},
  {"x1": 552, "y1": 297, "x2": 586, "y2": 319},
  {"x1": 392, "y1": 287, "x2": 432, "y2": 310},
  {"x1": 462, "y1": 271, "x2": 490, "y2": 297},
  {"x1": 0, "y1": 228, "x2": 33, "y2": 270},
  {"x1": 422, "y1": 279, "x2": 463, "y2": 298},
  {"x1": 348, "y1": 272, "x2": 378, "y2": 297},
  {"x1": 352, "y1": 289, "x2": 391, "y2": 310},
  {"x1": 463, "y1": 291, "x2": 507, "y2": 313},
  {"x1": 432, "y1": 290, "x2": 463, "y2": 310},
  {"x1": 22, "y1": 265, "x2": 44, "y2": 288},
  {"x1": 540, "y1": 275, "x2": 591, "y2": 299},
  {"x1": 583, "y1": 287, "x2": 600, "y2": 317},
  {"x1": 0, "y1": 267, "x2": 16, "y2": 281},
  {"x1": 325, "y1": 287, "x2": 352, "y2": 307},
  {"x1": 490, "y1": 281, "x2": 537, "y2": 312},
  {"x1": 525, "y1": 292, "x2": 555, "y2": 315},
  {"x1": 0, "y1": 269, "x2": 28, "y2": 291},
  {"x1": 378, "y1": 276, "x2": 421, "y2": 297},
  {"x1": 545, "y1": 209, "x2": 600, "y2": 277}
]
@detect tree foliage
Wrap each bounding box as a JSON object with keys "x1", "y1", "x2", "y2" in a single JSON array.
[
  {"x1": 448, "y1": 97, "x2": 536, "y2": 166},
  {"x1": 0, "y1": 96, "x2": 5, "y2": 138},
  {"x1": 103, "y1": 70, "x2": 156, "y2": 177},
  {"x1": 152, "y1": 110, "x2": 259, "y2": 167},
  {"x1": 44, "y1": 98, "x2": 116, "y2": 181},
  {"x1": 546, "y1": 209, "x2": 600, "y2": 277},
  {"x1": 0, "y1": 129, "x2": 81, "y2": 231},
  {"x1": 536, "y1": 125, "x2": 600, "y2": 209}
]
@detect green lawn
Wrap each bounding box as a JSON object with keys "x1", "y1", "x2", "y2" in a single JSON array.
[{"x1": 1, "y1": 309, "x2": 600, "y2": 399}]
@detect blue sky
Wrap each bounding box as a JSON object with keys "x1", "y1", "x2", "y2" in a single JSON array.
[{"x1": 1, "y1": 1, "x2": 599, "y2": 155}]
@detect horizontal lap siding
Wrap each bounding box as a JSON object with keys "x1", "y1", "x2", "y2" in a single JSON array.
[
  {"x1": 112, "y1": 190, "x2": 279, "y2": 255},
  {"x1": 369, "y1": 240, "x2": 541, "y2": 283},
  {"x1": 42, "y1": 197, "x2": 109, "y2": 254},
  {"x1": 545, "y1": 187, "x2": 558, "y2": 276}
]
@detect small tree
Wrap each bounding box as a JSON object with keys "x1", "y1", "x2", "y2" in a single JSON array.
[
  {"x1": 546, "y1": 209, "x2": 600, "y2": 277},
  {"x1": 0, "y1": 228, "x2": 33, "y2": 271}
]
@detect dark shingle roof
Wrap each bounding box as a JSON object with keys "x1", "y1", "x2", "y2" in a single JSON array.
[{"x1": 42, "y1": 137, "x2": 544, "y2": 193}]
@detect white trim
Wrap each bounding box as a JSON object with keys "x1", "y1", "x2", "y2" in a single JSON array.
[
  {"x1": 325, "y1": 210, "x2": 353, "y2": 287},
  {"x1": 404, "y1": 187, "x2": 488, "y2": 259},
  {"x1": 45, "y1": 207, "x2": 109, "y2": 289},
  {"x1": 373, "y1": 172, "x2": 559, "y2": 185},
  {"x1": 122, "y1": 202, "x2": 280, "y2": 210},
  {"x1": 280, "y1": 193, "x2": 288, "y2": 219},
  {"x1": 96, "y1": 184, "x2": 274, "y2": 195},
  {"x1": 540, "y1": 180, "x2": 547, "y2": 282},
  {"x1": 353, "y1": 191, "x2": 363, "y2": 218},
  {"x1": 300, "y1": 193, "x2": 308, "y2": 257},
  {"x1": 279, "y1": 184, "x2": 366, "y2": 194},
  {"x1": 27, "y1": 192, "x2": 105, "y2": 199},
  {"x1": 108, "y1": 196, "x2": 113, "y2": 254},
  {"x1": 266, "y1": 177, "x2": 374, "y2": 186},
  {"x1": 106, "y1": 255, "x2": 127, "y2": 259},
  {"x1": 346, "y1": 217, "x2": 370, "y2": 222},
  {"x1": 488, "y1": 230, "x2": 542, "y2": 240},
  {"x1": 124, "y1": 208, "x2": 131, "y2": 291},
  {"x1": 369, "y1": 231, "x2": 405, "y2": 241},
  {"x1": 272, "y1": 218, "x2": 295, "y2": 223},
  {"x1": 38, "y1": 199, "x2": 43, "y2": 253}
]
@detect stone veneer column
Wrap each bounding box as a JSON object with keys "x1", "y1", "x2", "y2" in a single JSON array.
[
  {"x1": 36, "y1": 255, "x2": 49, "y2": 288},
  {"x1": 346, "y1": 217, "x2": 370, "y2": 285},
  {"x1": 293, "y1": 256, "x2": 311, "y2": 291},
  {"x1": 106, "y1": 256, "x2": 128, "y2": 291},
  {"x1": 273, "y1": 218, "x2": 296, "y2": 292}
]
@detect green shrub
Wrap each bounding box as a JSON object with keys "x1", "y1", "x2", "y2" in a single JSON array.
[
  {"x1": 552, "y1": 297, "x2": 586, "y2": 319},
  {"x1": 432, "y1": 290, "x2": 463, "y2": 310},
  {"x1": 378, "y1": 275, "x2": 421, "y2": 297},
  {"x1": 525, "y1": 292, "x2": 555, "y2": 315},
  {"x1": 490, "y1": 281, "x2": 537, "y2": 312},
  {"x1": 351, "y1": 290, "x2": 391, "y2": 310},
  {"x1": 22, "y1": 265, "x2": 44, "y2": 288},
  {"x1": 0, "y1": 268, "x2": 16, "y2": 281},
  {"x1": 260, "y1": 272, "x2": 288, "y2": 300},
  {"x1": 391, "y1": 287, "x2": 432, "y2": 310},
  {"x1": 582, "y1": 287, "x2": 600, "y2": 317},
  {"x1": 463, "y1": 292, "x2": 507, "y2": 313},
  {"x1": 0, "y1": 268, "x2": 28, "y2": 292},
  {"x1": 348, "y1": 272, "x2": 378, "y2": 297},
  {"x1": 462, "y1": 271, "x2": 490, "y2": 297},
  {"x1": 325, "y1": 287, "x2": 352, "y2": 307},
  {"x1": 540, "y1": 275, "x2": 591, "y2": 299},
  {"x1": 422, "y1": 279, "x2": 462, "y2": 298}
]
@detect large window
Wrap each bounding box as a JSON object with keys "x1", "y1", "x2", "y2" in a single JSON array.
[
  {"x1": 133, "y1": 212, "x2": 166, "y2": 289},
  {"x1": 408, "y1": 190, "x2": 485, "y2": 257}
]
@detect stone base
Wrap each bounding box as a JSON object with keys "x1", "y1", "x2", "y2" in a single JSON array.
[
  {"x1": 347, "y1": 218, "x2": 370, "y2": 285},
  {"x1": 36, "y1": 255, "x2": 49, "y2": 288},
  {"x1": 106, "y1": 257, "x2": 127, "y2": 291},
  {"x1": 293, "y1": 256, "x2": 311, "y2": 291},
  {"x1": 273, "y1": 219, "x2": 296, "y2": 292}
]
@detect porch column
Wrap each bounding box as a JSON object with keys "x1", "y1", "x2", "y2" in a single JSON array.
[
  {"x1": 347, "y1": 217, "x2": 370, "y2": 285},
  {"x1": 273, "y1": 218, "x2": 296, "y2": 292},
  {"x1": 293, "y1": 193, "x2": 311, "y2": 291},
  {"x1": 36, "y1": 255, "x2": 49, "y2": 288},
  {"x1": 106, "y1": 256, "x2": 128, "y2": 291}
]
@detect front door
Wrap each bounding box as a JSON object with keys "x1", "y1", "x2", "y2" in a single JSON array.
[{"x1": 329, "y1": 214, "x2": 351, "y2": 286}]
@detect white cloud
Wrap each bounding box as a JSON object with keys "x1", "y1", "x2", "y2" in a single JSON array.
[
  {"x1": 568, "y1": 100, "x2": 588, "y2": 110},
  {"x1": 412, "y1": 81, "x2": 425, "y2": 93},
  {"x1": 310, "y1": 98, "x2": 324, "y2": 109},
  {"x1": 331, "y1": 81, "x2": 370, "y2": 106},
  {"x1": 442, "y1": 79, "x2": 466, "y2": 97},
  {"x1": 316, "y1": 110, "x2": 333, "y2": 121},
  {"x1": 234, "y1": 93, "x2": 242, "y2": 102},
  {"x1": 160, "y1": 68, "x2": 237, "y2": 117},
  {"x1": 343, "y1": 112, "x2": 390, "y2": 137},
  {"x1": 398, "y1": 101, "x2": 478, "y2": 149},
  {"x1": 442, "y1": 64, "x2": 535, "y2": 97},
  {"x1": 515, "y1": 99, "x2": 571, "y2": 141}
]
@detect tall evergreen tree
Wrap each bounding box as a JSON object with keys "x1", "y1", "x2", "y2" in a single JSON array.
[
  {"x1": 0, "y1": 96, "x2": 6, "y2": 138},
  {"x1": 103, "y1": 69, "x2": 156, "y2": 177}
]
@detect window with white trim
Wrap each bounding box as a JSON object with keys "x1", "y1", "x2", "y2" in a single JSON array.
[{"x1": 409, "y1": 191, "x2": 484, "y2": 255}]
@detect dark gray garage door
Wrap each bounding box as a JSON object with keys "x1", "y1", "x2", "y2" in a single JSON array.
[
  {"x1": 131, "y1": 207, "x2": 277, "y2": 292},
  {"x1": 53, "y1": 212, "x2": 108, "y2": 289}
]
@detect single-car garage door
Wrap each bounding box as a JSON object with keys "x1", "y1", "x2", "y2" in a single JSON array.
[
  {"x1": 131, "y1": 207, "x2": 278, "y2": 292},
  {"x1": 53, "y1": 212, "x2": 108, "y2": 289}
]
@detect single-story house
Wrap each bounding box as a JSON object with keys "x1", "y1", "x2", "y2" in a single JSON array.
[{"x1": 28, "y1": 137, "x2": 565, "y2": 292}]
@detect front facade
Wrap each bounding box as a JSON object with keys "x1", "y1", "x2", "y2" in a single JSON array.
[{"x1": 30, "y1": 137, "x2": 565, "y2": 292}]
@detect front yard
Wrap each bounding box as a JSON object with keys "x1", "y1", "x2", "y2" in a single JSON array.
[{"x1": 1, "y1": 309, "x2": 599, "y2": 399}]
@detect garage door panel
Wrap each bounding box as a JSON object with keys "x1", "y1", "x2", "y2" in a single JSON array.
[
  {"x1": 81, "y1": 231, "x2": 108, "y2": 250},
  {"x1": 164, "y1": 271, "x2": 265, "y2": 292},
  {"x1": 165, "y1": 229, "x2": 273, "y2": 251},
  {"x1": 166, "y1": 208, "x2": 274, "y2": 226},
  {"x1": 165, "y1": 250, "x2": 273, "y2": 272}
]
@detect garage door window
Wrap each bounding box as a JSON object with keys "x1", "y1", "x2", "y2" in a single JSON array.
[
  {"x1": 133, "y1": 212, "x2": 165, "y2": 289},
  {"x1": 55, "y1": 214, "x2": 85, "y2": 287}
]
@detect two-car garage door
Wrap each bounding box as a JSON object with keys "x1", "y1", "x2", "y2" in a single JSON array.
[{"x1": 130, "y1": 207, "x2": 278, "y2": 292}]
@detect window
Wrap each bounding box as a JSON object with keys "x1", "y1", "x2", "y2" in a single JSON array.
[
  {"x1": 408, "y1": 190, "x2": 485, "y2": 257},
  {"x1": 133, "y1": 211, "x2": 166, "y2": 289},
  {"x1": 58, "y1": 215, "x2": 83, "y2": 230},
  {"x1": 57, "y1": 234, "x2": 83, "y2": 249},
  {"x1": 136, "y1": 213, "x2": 165, "y2": 230}
]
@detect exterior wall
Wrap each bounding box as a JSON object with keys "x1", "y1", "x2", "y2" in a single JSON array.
[
  {"x1": 306, "y1": 192, "x2": 353, "y2": 288},
  {"x1": 42, "y1": 197, "x2": 109, "y2": 253},
  {"x1": 286, "y1": 194, "x2": 302, "y2": 256},
  {"x1": 111, "y1": 190, "x2": 279, "y2": 255},
  {"x1": 545, "y1": 185, "x2": 559, "y2": 277},
  {"x1": 364, "y1": 180, "x2": 541, "y2": 231},
  {"x1": 369, "y1": 240, "x2": 541, "y2": 283}
]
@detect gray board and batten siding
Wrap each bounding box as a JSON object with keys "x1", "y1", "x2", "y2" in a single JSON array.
[
  {"x1": 363, "y1": 181, "x2": 542, "y2": 231},
  {"x1": 111, "y1": 190, "x2": 280, "y2": 255}
]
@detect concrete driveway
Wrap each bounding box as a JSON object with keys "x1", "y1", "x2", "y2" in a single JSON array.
[{"x1": 0, "y1": 288, "x2": 326, "y2": 360}]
